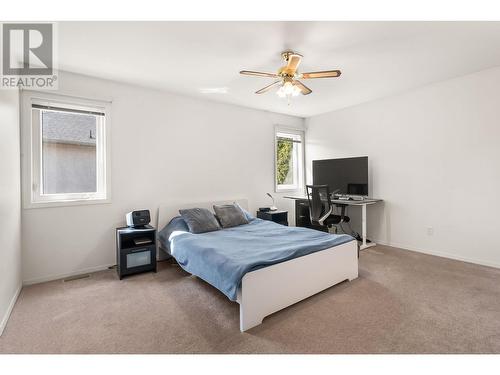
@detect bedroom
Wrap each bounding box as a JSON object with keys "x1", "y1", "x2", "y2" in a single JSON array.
[{"x1": 1, "y1": 1, "x2": 500, "y2": 372}]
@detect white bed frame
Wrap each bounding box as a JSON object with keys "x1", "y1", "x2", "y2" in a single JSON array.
[{"x1": 157, "y1": 198, "x2": 359, "y2": 332}]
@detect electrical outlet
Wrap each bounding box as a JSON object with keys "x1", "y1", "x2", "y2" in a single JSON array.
[{"x1": 427, "y1": 227, "x2": 434, "y2": 236}]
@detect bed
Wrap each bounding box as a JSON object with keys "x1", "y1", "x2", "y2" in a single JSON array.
[{"x1": 157, "y1": 199, "x2": 359, "y2": 332}]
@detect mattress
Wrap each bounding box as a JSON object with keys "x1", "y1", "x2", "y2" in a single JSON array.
[{"x1": 166, "y1": 218, "x2": 355, "y2": 301}]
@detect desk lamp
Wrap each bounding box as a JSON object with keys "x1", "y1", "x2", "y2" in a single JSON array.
[{"x1": 266, "y1": 193, "x2": 278, "y2": 211}]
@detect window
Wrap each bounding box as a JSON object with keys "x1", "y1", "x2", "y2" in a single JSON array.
[
  {"x1": 275, "y1": 127, "x2": 304, "y2": 192},
  {"x1": 22, "y1": 92, "x2": 110, "y2": 207}
]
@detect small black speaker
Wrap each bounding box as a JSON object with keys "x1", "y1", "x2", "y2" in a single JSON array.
[{"x1": 126, "y1": 210, "x2": 151, "y2": 227}]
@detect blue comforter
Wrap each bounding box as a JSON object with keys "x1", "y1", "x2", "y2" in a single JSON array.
[{"x1": 168, "y1": 218, "x2": 355, "y2": 301}]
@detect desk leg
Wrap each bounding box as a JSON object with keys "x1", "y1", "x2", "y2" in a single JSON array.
[{"x1": 360, "y1": 203, "x2": 376, "y2": 250}]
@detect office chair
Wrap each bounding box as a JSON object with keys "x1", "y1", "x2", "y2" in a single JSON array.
[{"x1": 305, "y1": 185, "x2": 350, "y2": 234}]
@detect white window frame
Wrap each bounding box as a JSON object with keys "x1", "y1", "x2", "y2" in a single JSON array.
[
  {"x1": 274, "y1": 126, "x2": 305, "y2": 193},
  {"x1": 21, "y1": 90, "x2": 111, "y2": 208}
]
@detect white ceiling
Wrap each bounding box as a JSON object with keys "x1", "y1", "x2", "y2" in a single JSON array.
[{"x1": 58, "y1": 21, "x2": 500, "y2": 117}]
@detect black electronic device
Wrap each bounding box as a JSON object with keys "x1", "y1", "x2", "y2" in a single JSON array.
[
  {"x1": 312, "y1": 156, "x2": 368, "y2": 196},
  {"x1": 126, "y1": 210, "x2": 151, "y2": 227}
]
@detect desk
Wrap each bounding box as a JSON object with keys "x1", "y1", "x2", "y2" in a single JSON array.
[{"x1": 284, "y1": 196, "x2": 382, "y2": 250}]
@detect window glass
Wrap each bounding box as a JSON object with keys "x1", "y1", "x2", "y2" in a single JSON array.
[{"x1": 40, "y1": 110, "x2": 98, "y2": 194}]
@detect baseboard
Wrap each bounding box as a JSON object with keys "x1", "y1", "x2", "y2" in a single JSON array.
[
  {"x1": 0, "y1": 284, "x2": 22, "y2": 336},
  {"x1": 23, "y1": 263, "x2": 115, "y2": 286},
  {"x1": 371, "y1": 239, "x2": 500, "y2": 270}
]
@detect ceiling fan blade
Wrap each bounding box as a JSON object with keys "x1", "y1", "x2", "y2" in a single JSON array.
[
  {"x1": 286, "y1": 54, "x2": 302, "y2": 74},
  {"x1": 301, "y1": 70, "x2": 341, "y2": 79},
  {"x1": 294, "y1": 80, "x2": 312, "y2": 95},
  {"x1": 255, "y1": 80, "x2": 282, "y2": 94},
  {"x1": 240, "y1": 70, "x2": 279, "y2": 78}
]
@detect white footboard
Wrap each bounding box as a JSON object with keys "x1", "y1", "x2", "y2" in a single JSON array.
[{"x1": 237, "y1": 240, "x2": 358, "y2": 332}]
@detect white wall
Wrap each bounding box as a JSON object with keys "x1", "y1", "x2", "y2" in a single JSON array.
[
  {"x1": 0, "y1": 90, "x2": 22, "y2": 335},
  {"x1": 22, "y1": 72, "x2": 304, "y2": 284},
  {"x1": 306, "y1": 67, "x2": 500, "y2": 268}
]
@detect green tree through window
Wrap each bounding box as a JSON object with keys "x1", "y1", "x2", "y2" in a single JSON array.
[{"x1": 276, "y1": 138, "x2": 293, "y2": 185}]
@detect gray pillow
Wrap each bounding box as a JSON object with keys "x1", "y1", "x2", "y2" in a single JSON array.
[
  {"x1": 235, "y1": 203, "x2": 255, "y2": 221},
  {"x1": 213, "y1": 204, "x2": 249, "y2": 228},
  {"x1": 179, "y1": 208, "x2": 221, "y2": 234},
  {"x1": 158, "y1": 216, "x2": 189, "y2": 252}
]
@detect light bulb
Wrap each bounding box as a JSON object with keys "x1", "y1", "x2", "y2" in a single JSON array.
[
  {"x1": 276, "y1": 86, "x2": 287, "y2": 97},
  {"x1": 276, "y1": 81, "x2": 301, "y2": 102},
  {"x1": 283, "y1": 82, "x2": 294, "y2": 95}
]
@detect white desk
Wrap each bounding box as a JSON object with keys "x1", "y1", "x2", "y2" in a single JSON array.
[{"x1": 284, "y1": 196, "x2": 382, "y2": 250}]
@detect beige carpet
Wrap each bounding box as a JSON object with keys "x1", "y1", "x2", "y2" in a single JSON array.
[{"x1": 1, "y1": 245, "x2": 500, "y2": 354}]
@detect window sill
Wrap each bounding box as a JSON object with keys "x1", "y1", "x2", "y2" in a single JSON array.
[{"x1": 23, "y1": 197, "x2": 111, "y2": 209}]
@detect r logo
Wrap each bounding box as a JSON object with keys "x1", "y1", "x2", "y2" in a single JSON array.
[{"x1": 2, "y1": 23, "x2": 53, "y2": 75}]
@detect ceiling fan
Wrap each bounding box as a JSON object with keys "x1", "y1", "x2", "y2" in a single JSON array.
[{"x1": 240, "y1": 50, "x2": 341, "y2": 102}]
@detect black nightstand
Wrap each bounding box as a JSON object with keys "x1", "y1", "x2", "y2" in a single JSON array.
[
  {"x1": 256, "y1": 210, "x2": 288, "y2": 226},
  {"x1": 116, "y1": 225, "x2": 157, "y2": 279}
]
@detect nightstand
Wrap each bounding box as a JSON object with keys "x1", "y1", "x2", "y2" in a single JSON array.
[
  {"x1": 256, "y1": 210, "x2": 288, "y2": 226},
  {"x1": 116, "y1": 225, "x2": 157, "y2": 279}
]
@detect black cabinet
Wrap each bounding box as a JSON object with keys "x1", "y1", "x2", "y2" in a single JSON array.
[
  {"x1": 294, "y1": 199, "x2": 329, "y2": 232},
  {"x1": 256, "y1": 210, "x2": 288, "y2": 226},
  {"x1": 116, "y1": 225, "x2": 157, "y2": 279}
]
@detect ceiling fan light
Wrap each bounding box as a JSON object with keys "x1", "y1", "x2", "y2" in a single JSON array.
[
  {"x1": 283, "y1": 81, "x2": 294, "y2": 95},
  {"x1": 276, "y1": 85, "x2": 287, "y2": 98},
  {"x1": 276, "y1": 82, "x2": 301, "y2": 98},
  {"x1": 241, "y1": 50, "x2": 341, "y2": 100},
  {"x1": 276, "y1": 90, "x2": 287, "y2": 98}
]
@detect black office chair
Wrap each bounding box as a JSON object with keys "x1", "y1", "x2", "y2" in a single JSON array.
[{"x1": 305, "y1": 185, "x2": 350, "y2": 233}]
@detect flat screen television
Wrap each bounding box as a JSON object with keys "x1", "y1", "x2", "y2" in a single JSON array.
[{"x1": 312, "y1": 156, "x2": 368, "y2": 196}]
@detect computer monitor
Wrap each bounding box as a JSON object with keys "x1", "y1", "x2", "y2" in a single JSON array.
[{"x1": 312, "y1": 156, "x2": 368, "y2": 196}]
